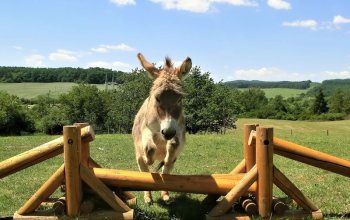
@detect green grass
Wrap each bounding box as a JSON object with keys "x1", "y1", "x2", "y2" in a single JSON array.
[
  {"x1": 0, "y1": 82, "x2": 107, "y2": 99},
  {"x1": 1, "y1": 119, "x2": 350, "y2": 219},
  {"x1": 239, "y1": 88, "x2": 308, "y2": 99},
  {"x1": 1, "y1": 83, "x2": 310, "y2": 100},
  {"x1": 0, "y1": 82, "x2": 312, "y2": 100}
]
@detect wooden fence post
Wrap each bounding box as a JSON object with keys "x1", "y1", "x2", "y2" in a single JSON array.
[
  {"x1": 256, "y1": 127, "x2": 274, "y2": 218},
  {"x1": 244, "y1": 124, "x2": 258, "y2": 171},
  {"x1": 64, "y1": 125, "x2": 82, "y2": 217},
  {"x1": 74, "y1": 123, "x2": 90, "y2": 167}
]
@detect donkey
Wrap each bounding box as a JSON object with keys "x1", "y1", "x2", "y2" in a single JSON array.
[{"x1": 132, "y1": 53, "x2": 192, "y2": 204}]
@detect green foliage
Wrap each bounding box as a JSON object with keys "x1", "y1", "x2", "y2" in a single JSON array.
[
  {"x1": 0, "y1": 66, "x2": 126, "y2": 84},
  {"x1": 1, "y1": 68, "x2": 350, "y2": 136},
  {"x1": 208, "y1": 83, "x2": 241, "y2": 132},
  {"x1": 328, "y1": 89, "x2": 350, "y2": 114},
  {"x1": 59, "y1": 84, "x2": 107, "y2": 129},
  {"x1": 307, "y1": 79, "x2": 350, "y2": 96},
  {"x1": 104, "y1": 69, "x2": 152, "y2": 133},
  {"x1": 0, "y1": 91, "x2": 35, "y2": 135},
  {"x1": 312, "y1": 88, "x2": 328, "y2": 115},
  {"x1": 183, "y1": 67, "x2": 216, "y2": 134},
  {"x1": 30, "y1": 94, "x2": 69, "y2": 134},
  {"x1": 237, "y1": 88, "x2": 268, "y2": 113}
]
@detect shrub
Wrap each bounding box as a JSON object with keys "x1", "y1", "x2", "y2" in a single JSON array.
[{"x1": 0, "y1": 91, "x2": 35, "y2": 135}]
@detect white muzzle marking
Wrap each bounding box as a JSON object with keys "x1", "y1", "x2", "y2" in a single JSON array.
[{"x1": 160, "y1": 118, "x2": 177, "y2": 140}]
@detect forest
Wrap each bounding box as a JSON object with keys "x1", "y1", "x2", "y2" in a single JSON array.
[{"x1": 0, "y1": 66, "x2": 126, "y2": 84}]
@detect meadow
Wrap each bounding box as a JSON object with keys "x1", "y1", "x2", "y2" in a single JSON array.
[
  {"x1": 0, "y1": 82, "x2": 309, "y2": 99},
  {"x1": 0, "y1": 118, "x2": 350, "y2": 219},
  {"x1": 238, "y1": 88, "x2": 308, "y2": 99},
  {"x1": 0, "y1": 82, "x2": 107, "y2": 99}
]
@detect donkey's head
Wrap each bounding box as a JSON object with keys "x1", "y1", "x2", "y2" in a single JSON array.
[{"x1": 137, "y1": 53, "x2": 192, "y2": 140}]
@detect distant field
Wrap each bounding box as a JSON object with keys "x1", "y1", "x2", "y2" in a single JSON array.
[
  {"x1": 0, "y1": 82, "x2": 107, "y2": 99},
  {"x1": 0, "y1": 118, "x2": 349, "y2": 218},
  {"x1": 1, "y1": 82, "x2": 311, "y2": 100},
  {"x1": 239, "y1": 88, "x2": 308, "y2": 99}
]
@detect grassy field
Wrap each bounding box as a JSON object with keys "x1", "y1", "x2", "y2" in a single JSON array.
[
  {"x1": 0, "y1": 82, "x2": 310, "y2": 99},
  {"x1": 239, "y1": 88, "x2": 308, "y2": 99},
  {"x1": 0, "y1": 119, "x2": 350, "y2": 219},
  {"x1": 0, "y1": 82, "x2": 107, "y2": 99}
]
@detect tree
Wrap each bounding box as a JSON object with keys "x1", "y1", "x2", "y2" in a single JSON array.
[
  {"x1": 208, "y1": 83, "x2": 241, "y2": 133},
  {"x1": 104, "y1": 69, "x2": 152, "y2": 133},
  {"x1": 183, "y1": 67, "x2": 216, "y2": 134},
  {"x1": 0, "y1": 91, "x2": 35, "y2": 135},
  {"x1": 237, "y1": 88, "x2": 268, "y2": 113},
  {"x1": 60, "y1": 84, "x2": 107, "y2": 129},
  {"x1": 312, "y1": 88, "x2": 328, "y2": 115},
  {"x1": 328, "y1": 89, "x2": 344, "y2": 113},
  {"x1": 30, "y1": 93, "x2": 69, "y2": 134},
  {"x1": 39, "y1": 106, "x2": 70, "y2": 134}
]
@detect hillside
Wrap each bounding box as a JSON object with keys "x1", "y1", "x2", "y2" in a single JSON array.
[
  {"x1": 224, "y1": 80, "x2": 312, "y2": 89},
  {"x1": 0, "y1": 82, "x2": 107, "y2": 99},
  {"x1": 239, "y1": 88, "x2": 308, "y2": 99},
  {"x1": 307, "y1": 79, "x2": 350, "y2": 96}
]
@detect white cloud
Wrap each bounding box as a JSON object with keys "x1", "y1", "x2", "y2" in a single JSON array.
[
  {"x1": 232, "y1": 67, "x2": 305, "y2": 81},
  {"x1": 149, "y1": 0, "x2": 258, "y2": 13},
  {"x1": 282, "y1": 20, "x2": 318, "y2": 30},
  {"x1": 91, "y1": 43, "x2": 135, "y2": 53},
  {"x1": 87, "y1": 60, "x2": 131, "y2": 71},
  {"x1": 333, "y1": 15, "x2": 350, "y2": 25},
  {"x1": 49, "y1": 49, "x2": 78, "y2": 62},
  {"x1": 13, "y1": 46, "x2": 23, "y2": 50},
  {"x1": 91, "y1": 47, "x2": 108, "y2": 53},
  {"x1": 267, "y1": 0, "x2": 291, "y2": 10},
  {"x1": 25, "y1": 54, "x2": 45, "y2": 67},
  {"x1": 109, "y1": 0, "x2": 136, "y2": 6},
  {"x1": 230, "y1": 67, "x2": 350, "y2": 82},
  {"x1": 321, "y1": 70, "x2": 350, "y2": 79}
]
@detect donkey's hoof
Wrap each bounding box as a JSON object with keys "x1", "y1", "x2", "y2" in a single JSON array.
[
  {"x1": 161, "y1": 191, "x2": 173, "y2": 204},
  {"x1": 163, "y1": 196, "x2": 175, "y2": 205},
  {"x1": 144, "y1": 196, "x2": 153, "y2": 205},
  {"x1": 162, "y1": 194, "x2": 170, "y2": 202}
]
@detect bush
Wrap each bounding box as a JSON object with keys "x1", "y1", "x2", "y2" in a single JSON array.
[
  {"x1": 38, "y1": 106, "x2": 70, "y2": 135},
  {"x1": 0, "y1": 91, "x2": 35, "y2": 135},
  {"x1": 310, "y1": 113, "x2": 346, "y2": 121}
]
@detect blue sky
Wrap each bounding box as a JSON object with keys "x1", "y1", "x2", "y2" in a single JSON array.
[{"x1": 1, "y1": 0, "x2": 350, "y2": 82}]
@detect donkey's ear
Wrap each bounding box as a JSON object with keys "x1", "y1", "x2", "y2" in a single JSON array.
[
  {"x1": 137, "y1": 53, "x2": 160, "y2": 79},
  {"x1": 176, "y1": 57, "x2": 192, "y2": 80}
]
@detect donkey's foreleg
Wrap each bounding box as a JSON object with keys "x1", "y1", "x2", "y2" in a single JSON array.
[
  {"x1": 161, "y1": 137, "x2": 181, "y2": 202},
  {"x1": 140, "y1": 129, "x2": 159, "y2": 204},
  {"x1": 136, "y1": 156, "x2": 154, "y2": 204},
  {"x1": 141, "y1": 129, "x2": 157, "y2": 165}
]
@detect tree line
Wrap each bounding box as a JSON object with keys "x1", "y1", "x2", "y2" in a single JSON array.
[
  {"x1": 0, "y1": 66, "x2": 126, "y2": 84},
  {"x1": 307, "y1": 79, "x2": 350, "y2": 96},
  {"x1": 1, "y1": 67, "x2": 349, "y2": 135},
  {"x1": 224, "y1": 80, "x2": 312, "y2": 89}
]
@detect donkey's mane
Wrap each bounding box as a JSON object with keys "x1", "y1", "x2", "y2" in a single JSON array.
[
  {"x1": 148, "y1": 56, "x2": 183, "y2": 96},
  {"x1": 164, "y1": 57, "x2": 173, "y2": 69},
  {"x1": 151, "y1": 73, "x2": 184, "y2": 97}
]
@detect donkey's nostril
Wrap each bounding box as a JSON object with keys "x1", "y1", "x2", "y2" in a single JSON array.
[{"x1": 161, "y1": 129, "x2": 176, "y2": 140}]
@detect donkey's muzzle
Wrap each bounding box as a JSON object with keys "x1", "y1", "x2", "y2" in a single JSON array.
[{"x1": 161, "y1": 129, "x2": 176, "y2": 140}]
